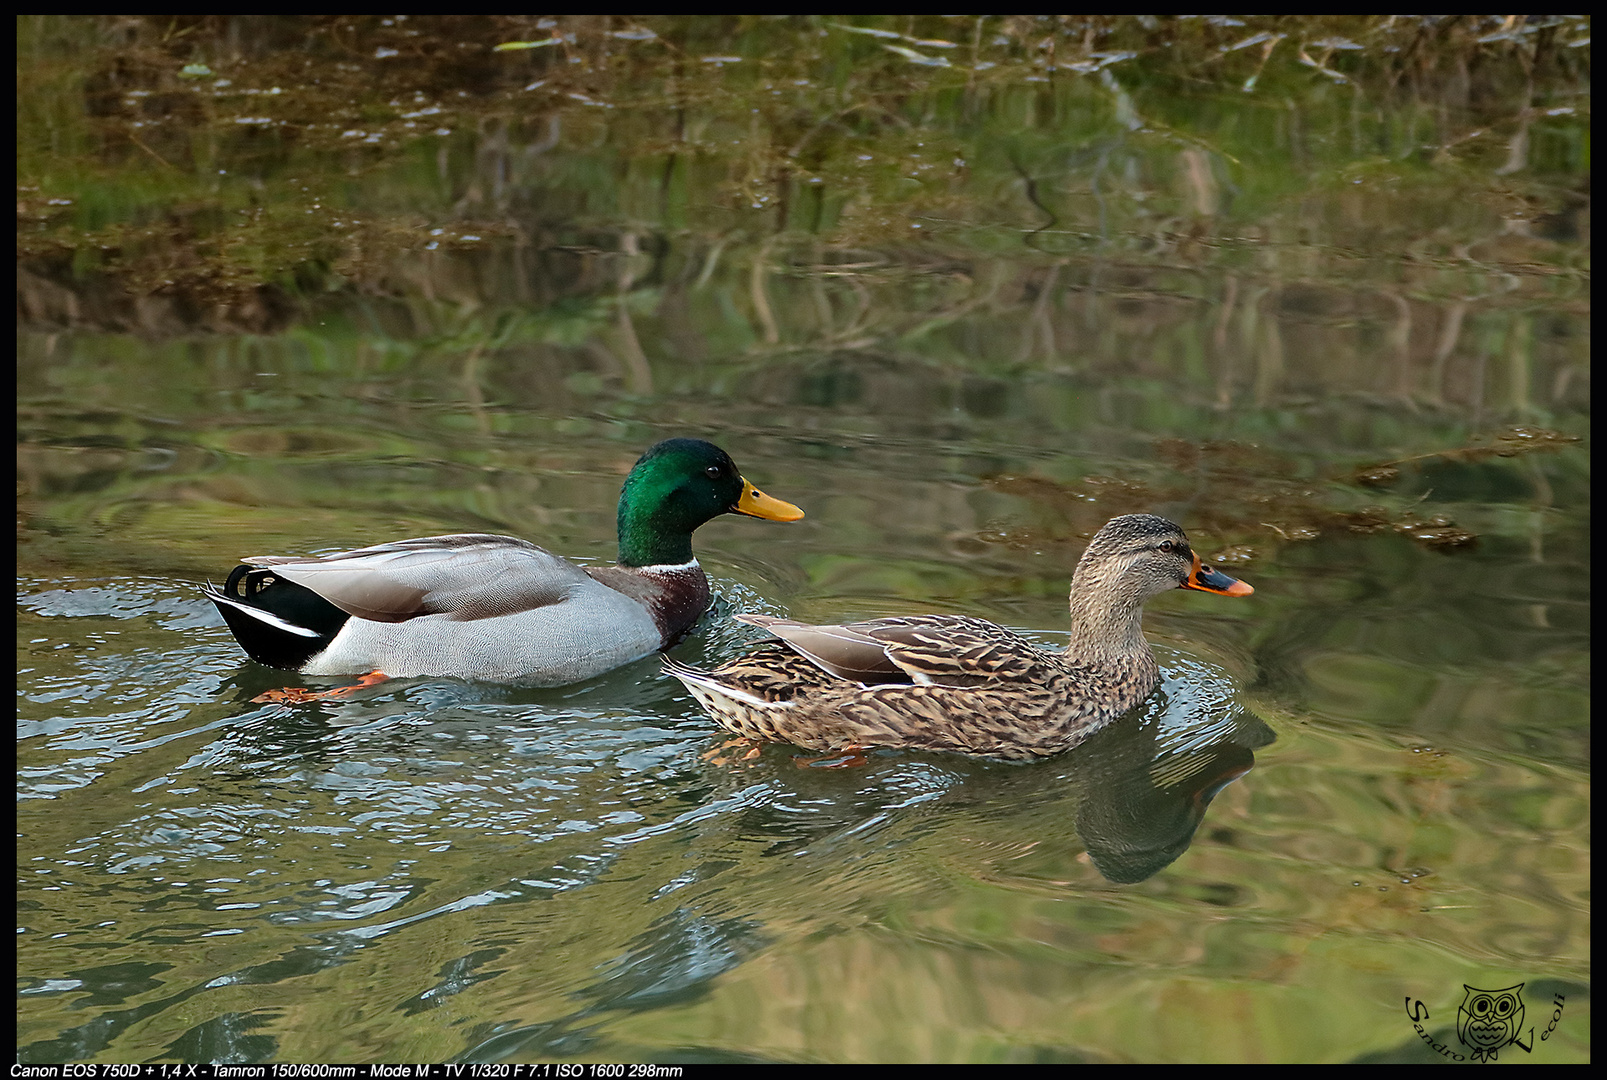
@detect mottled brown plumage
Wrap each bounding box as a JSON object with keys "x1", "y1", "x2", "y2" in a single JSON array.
[{"x1": 664, "y1": 514, "x2": 1253, "y2": 760}]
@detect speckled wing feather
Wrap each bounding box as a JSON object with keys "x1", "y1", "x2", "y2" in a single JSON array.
[
  {"x1": 687, "y1": 644, "x2": 842, "y2": 701},
  {"x1": 738, "y1": 613, "x2": 1053, "y2": 688},
  {"x1": 243, "y1": 534, "x2": 590, "y2": 623},
  {"x1": 836, "y1": 655, "x2": 1152, "y2": 758},
  {"x1": 732, "y1": 615, "x2": 906, "y2": 682}
]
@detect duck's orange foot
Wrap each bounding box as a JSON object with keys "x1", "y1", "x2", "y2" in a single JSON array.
[
  {"x1": 252, "y1": 670, "x2": 390, "y2": 704},
  {"x1": 702, "y1": 737, "x2": 767, "y2": 766},
  {"x1": 793, "y1": 744, "x2": 875, "y2": 769}
]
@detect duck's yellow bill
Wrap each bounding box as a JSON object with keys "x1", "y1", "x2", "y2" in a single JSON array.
[
  {"x1": 735, "y1": 478, "x2": 804, "y2": 522},
  {"x1": 1182, "y1": 551, "x2": 1253, "y2": 596}
]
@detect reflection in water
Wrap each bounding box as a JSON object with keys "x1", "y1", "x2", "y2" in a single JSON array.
[
  {"x1": 885, "y1": 654, "x2": 1273, "y2": 886},
  {"x1": 1066, "y1": 675, "x2": 1274, "y2": 884},
  {"x1": 586, "y1": 908, "x2": 768, "y2": 1011}
]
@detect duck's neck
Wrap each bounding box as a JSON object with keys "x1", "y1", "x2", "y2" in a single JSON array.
[
  {"x1": 1064, "y1": 574, "x2": 1154, "y2": 667},
  {"x1": 617, "y1": 513, "x2": 695, "y2": 568}
]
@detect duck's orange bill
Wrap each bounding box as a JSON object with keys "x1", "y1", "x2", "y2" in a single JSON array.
[
  {"x1": 1182, "y1": 552, "x2": 1254, "y2": 596},
  {"x1": 735, "y1": 477, "x2": 805, "y2": 522}
]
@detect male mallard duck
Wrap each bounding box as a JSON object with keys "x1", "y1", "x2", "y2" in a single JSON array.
[
  {"x1": 205, "y1": 438, "x2": 803, "y2": 687},
  {"x1": 663, "y1": 513, "x2": 1252, "y2": 760}
]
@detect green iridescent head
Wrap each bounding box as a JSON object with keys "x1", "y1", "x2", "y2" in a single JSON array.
[{"x1": 616, "y1": 438, "x2": 802, "y2": 567}]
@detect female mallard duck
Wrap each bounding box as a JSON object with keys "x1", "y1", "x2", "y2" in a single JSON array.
[
  {"x1": 205, "y1": 438, "x2": 803, "y2": 687},
  {"x1": 663, "y1": 514, "x2": 1252, "y2": 760}
]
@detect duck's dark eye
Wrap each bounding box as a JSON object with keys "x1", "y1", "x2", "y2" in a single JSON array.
[
  {"x1": 1157, "y1": 540, "x2": 1175, "y2": 553},
  {"x1": 704, "y1": 465, "x2": 722, "y2": 479}
]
